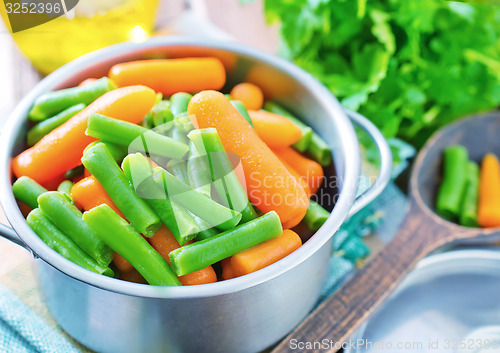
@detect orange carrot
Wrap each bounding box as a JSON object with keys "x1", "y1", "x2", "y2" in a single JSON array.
[
  {"x1": 13, "y1": 85, "x2": 156, "y2": 185},
  {"x1": 119, "y1": 268, "x2": 147, "y2": 284},
  {"x1": 109, "y1": 58, "x2": 226, "y2": 96},
  {"x1": 478, "y1": 154, "x2": 500, "y2": 227},
  {"x1": 71, "y1": 176, "x2": 133, "y2": 271},
  {"x1": 230, "y1": 82, "x2": 264, "y2": 110},
  {"x1": 71, "y1": 176, "x2": 125, "y2": 218},
  {"x1": 248, "y1": 110, "x2": 302, "y2": 148},
  {"x1": 274, "y1": 154, "x2": 311, "y2": 197},
  {"x1": 78, "y1": 78, "x2": 97, "y2": 87},
  {"x1": 188, "y1": 91, "x2": 309, "y2": 228},
  {"x1": 149, "y1": 226, "x2": 217, "y2": 286},
  {"x1": 221, "y1": 258, "x2": 236, "y2": 280},
  {"x1": 41, "y1": 173, "x2": 66, "y2": 191},
  {"x1": 114, "y1": 253, "x2": 134, "y2": 273},
  {"x1": 231, "y1": 229, "x2": 302, "y2": 277},
  {"x1": 274, "y1": 147, "x2": 324, "y2": 194}
]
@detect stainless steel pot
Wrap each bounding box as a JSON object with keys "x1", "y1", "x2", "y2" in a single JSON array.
[{"x1": 0, "y1": 38, "x2": 392, "y2": 353}]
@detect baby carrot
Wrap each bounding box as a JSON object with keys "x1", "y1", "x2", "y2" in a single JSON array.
[
  {"x1": 13, "y1": 86, "x2": 157, "y2": 185},
  {"x1": 436, "y1": 145, "x2": 469, "y2": 220},
  {"x1": 188, "y1": 91, "x2": 309, "y2": 228},
  {"x1": 71, "y1": 176, "x2": 124, "y2": 218},
  {"x1": 274, "y1": 147, "x2": 324, "y2": 194},
  {"x1": 275, "y1": 154, "x2": 311, "y2": 197},
  {"x1": 109, "y1": 58, "x2": 226, "y2": 96},
  {"x1": 248, "y1": 110, "x2": 302, "y2": 148},
  {"x1": 230, "y1": 101, "x2": 253, "y2": 127},
  {"x1": 221, "y1": 258, "x2": 236, "y2": 280},
  {"x1": 231, "y1": 229, "x2": 302, "y2": 277},
  {"x1": 263, "y1": 102, "x2": 313, "y2": 153},
  {"x1": 149, "y1": 225, "x2": 217, "y2": 285},
  {"x1": 478, "y1": 154, "x2": 500, "y2": 228},
  {"x1": 460, "y1": 161, "x2": 480, "y2": 227},
  {"x1": 230, "y1": 83, "x2": 264, "y2": 110}
]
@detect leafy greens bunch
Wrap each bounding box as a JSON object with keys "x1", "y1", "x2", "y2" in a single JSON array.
[{"x1": 264, "y1": 0, "x2": 500, "y2": 147}]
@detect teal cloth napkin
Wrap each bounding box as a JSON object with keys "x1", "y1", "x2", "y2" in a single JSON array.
[{"x1": 0, "y1": 283, "x2": 79, "y2": 353}]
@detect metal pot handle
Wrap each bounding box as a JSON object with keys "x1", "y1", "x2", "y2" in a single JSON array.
[
  {"x1": 345, "y1": 109, "x2": 393, "y2": 218},
  {"x1": 0, "y1": 222, "x2": 31, "y2": 251}
]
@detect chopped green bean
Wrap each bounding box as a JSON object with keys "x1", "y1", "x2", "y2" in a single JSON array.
[
  {"x1": 460, "y1": 161, "x2": 480, "y2": 227},
  {"x1": 84, "y1": 140, "x2": 127, "y2": 162},
  {"x1": 27, "y1": 103, "x2": 86, "y2": 146},
  {"x1": 122, "y1": 153, "x2": 199, "y2": 245},
  {"x1": 187, "y1": 141, "x2": 212, "y2": 198},
  {"x1": 170, "y1": 92, "x2": 192, "y2": 117},
  {"x1": 166, "y1": 160, "x2": 189, "y2": 185},
  {"x1": 145, "y1": 100, "x2": 174, "y2": 128},
  {"x1": 86, "y1": 113, "x2": 188, "y2": 160},
  {"x1": 81, "y1": 143, "x2": 161, "y2": 237},
  {"x1": 38, "y1": 191, "x2": 113, "y2": 266},
  {"x1": 230, "y1": 100, "x2": 254, "y2": 127},
  {"x1": 308, "y1": 133, "x2": 332, "y2": 167},
  {"x1": 263, "y1": 102, "x2": 313, "y2": 153},
  {"x1": 12, "y1": 176, "x2": 47, "y2": 209},
  {"x1": 173, "y1": 113, "x2": 194, "y2": 132},
  {"x1": 188, "y1": 128, "x2": 257, "y2": 223},
  {"x1": 170, "y1": 211, "x2": 282, "y2": 276},
  {"x1": 83, "y1": 204, "x2": 181, "y2": 286},
  {"x1": 28, "y1": 77, "x2": 115, "y2": 121},
  {"x1": 57, "y1": 180, "x2": 73, "y2": 198},
  {"x1": 194, "y1": 216, "x2": 219, "y2": 241},
  {"x1": 154, "y1": 166, "x2": 242, "y2": 230},
  {"x1": 303, "y1": 200, "x2": 330, "y2": 230},
  {"x1": 436, "y1": 145, "x2": 469, "y2": 220},
  {"x1": 27, "y1": 209, "x2": 113, "y2": 276}
]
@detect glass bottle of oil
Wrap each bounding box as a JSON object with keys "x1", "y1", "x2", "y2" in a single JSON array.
[{"x1": 1, "y1": 0, "x2": 158, "y2": 74}]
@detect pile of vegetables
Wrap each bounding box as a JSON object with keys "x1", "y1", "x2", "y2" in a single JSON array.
[
  {"x1": 436, "y1": 146, "x2": 500, "y2": 228},
  {"x1": 263, "y1": 0, "x2": 500, "y2": 148},
  {"x1": 12, "y1": 57, "x2": 334, "y2": 286}
]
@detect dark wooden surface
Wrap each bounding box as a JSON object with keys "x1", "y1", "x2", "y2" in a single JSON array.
[{"x1": 272, "y1": 112, "x2": 500, "y2": 353}]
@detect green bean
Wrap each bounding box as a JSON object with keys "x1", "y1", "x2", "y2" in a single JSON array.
[
  {"x1": 187, "y1": 141, "x2": 212, "y2": 198},
  {"x1": 194, "y1": 216, "x2": 219, "y2": 241},
  {"x1": 460, "y1": 161, "x2": 480, "y2": 227},
  {"x1": 170, "y1": 126, "x2": 190, "y2": 145},
  {"x1": 63, "y1": 165, "x2": 84, "y2": 179},
  {"x1": 146, "y1": 100, "x2": 174, "y2": 128},
  {"x1": 81, "y1": 143, "x2": 161, "y2": 237},
  {"x1": 122, "y1": 153, "x2": 199, "y2": 245},
  {"x1": 27, "y1": 209, "x2": 113, "y2": 276},
  {"x1": 84, "y1": 140, "x2": 127, "y2": 162},
  {"x1": 154, "y1": 166, "x2": 242, "y2": 230},
  {"x1": 170, "y1": 92, "x2": 192, "y2": 117},
  {"x1": 436, "y1": 145, "x2": 469, "y2": 220},
  {"x1": 173, "y1": 113, "x2": 194, "y2": 132},
  {"x1": 27, "y1": 103, "x2": 85, "y2": 146},
  {"x1": 166, "y1": 160, "x2": 189, "y2": 185},
  {"x1": 230, "y1": 100, "x2": 254, "y2": 127},
  {"x1": 83, "y1": 204, "x2": 181, "y2": 286},
  {"x1": 57, "y1": 180, "x2": 73, "y2": 198},
  {"x1": 188, "y1": 128, "x2": 257, "y2": 223},
  {"x1": 263, "y1": 101, "x2": 313, "y2": 153},
  {"x1": 38, "y1": 191, "x2": 113, "y2": 266},
  {"x1": 308, "y1": 133, "x2": 332, "y2": 167},
  {"x1": 28, "y1": 77, "x2": 116, "y2": 121},
  {"x1": 86, "y1": 113, "x2": 188, "y2": 160},
  {"x1": 12, "y1": 176, "x2": 47, "y2": 209},
  {"x1": 170, "y1": 211, "x2": 282, "y2": 276},
  {"x1": 303, "y1": 200, "x2": 330, "y2": 230}
]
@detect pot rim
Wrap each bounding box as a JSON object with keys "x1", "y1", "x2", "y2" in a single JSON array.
[{"x1": 0, "y1": 37, "x2": 361, "y2": 298}]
